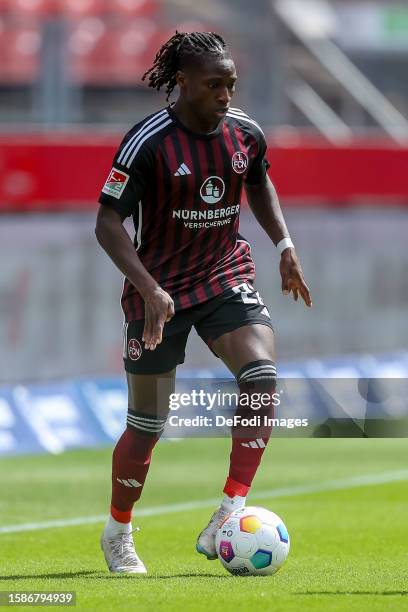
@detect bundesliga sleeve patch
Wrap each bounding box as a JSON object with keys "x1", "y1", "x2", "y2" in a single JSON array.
[{"x1": 102, "y1": 167, "x2": 130, "y2": 199}]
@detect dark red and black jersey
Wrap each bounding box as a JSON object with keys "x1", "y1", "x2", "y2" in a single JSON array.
[{"x1": 98, "y1": 104, "x2": 270, "y2": 321}]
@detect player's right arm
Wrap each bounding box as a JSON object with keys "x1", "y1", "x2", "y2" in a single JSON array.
[
  {"x1": 95, "y1": 205, "x2": 174, "y2": 350},
  {"x1": 96, "y1": 135, "x2": 174, "y2": 350}
]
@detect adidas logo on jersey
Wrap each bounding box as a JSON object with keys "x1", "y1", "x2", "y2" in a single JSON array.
[{"x1": 174, "y1": 163, "x2": 192, "y2": 176}]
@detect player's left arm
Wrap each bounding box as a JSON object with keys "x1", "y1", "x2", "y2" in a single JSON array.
[{"x1": 245, "y1": 175, "x2": 312, "y2": 307}]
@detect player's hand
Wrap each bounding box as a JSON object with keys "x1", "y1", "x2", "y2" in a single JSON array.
[
  {"x1": 142, "y1": 287, "x2": 175, "y2": 350},
  {"x1": 279, "y1": 248, "x2": 312, "y2": 307}
]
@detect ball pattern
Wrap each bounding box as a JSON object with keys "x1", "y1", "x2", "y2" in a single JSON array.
[{"x1": 215, "y1": 506, "x2": 290, "y2": 576}]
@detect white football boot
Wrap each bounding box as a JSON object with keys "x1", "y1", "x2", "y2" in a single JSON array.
[
  {"x1": 101, "y1": 529, "x2": 147, "y2": 574},
  {"x1": 196, "y1": 507, "x2": 231, "y2": 560}
]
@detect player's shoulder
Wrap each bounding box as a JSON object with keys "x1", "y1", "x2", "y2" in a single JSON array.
[
  {"x1": 225, "y1": 107, "x2": 266, "y2": 140},
  {"x1": 116, "y1": 107, "x2": 174, "y2": 169}
]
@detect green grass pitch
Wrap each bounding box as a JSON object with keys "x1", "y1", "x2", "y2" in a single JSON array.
[{"x1": 0, "y1": 438, "x2": 407, "y2": 611}]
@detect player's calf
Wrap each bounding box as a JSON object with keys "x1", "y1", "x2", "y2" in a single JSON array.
[
  {"x1": 101, "y1": 411, "x2": 166, "y2": 573},
  {"x1": 110, "y1": 412, "x2": 166, "y2": 516},
  {"x1": 226, "y1": 359, "x2": 276, "y2": 493},
  {"x1": 197, "y1": 360, "x2": 276, "y2": 560}
]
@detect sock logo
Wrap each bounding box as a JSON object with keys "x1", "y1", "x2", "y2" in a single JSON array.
[
  {"x1": 241, "y1": 438, "x2": 266, "y2": 449},
  {"x1": 128, "y1": 338, "x2": 142, "y2": 361},
  {"x1": 116, "y1": 478, "x2": 142, "y2": 487}
]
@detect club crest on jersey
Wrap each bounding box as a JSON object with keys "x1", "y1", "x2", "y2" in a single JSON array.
[
  {"x1": 200, "y1": 176, "x2": 225, "y2": 204},
  {"x1": 128, "y1": 338, "x2": 142, "y2": 361},
  {"x1": 102, "y1": 167, "x2": 130, "y2": 199},
  {"x1": 232, "y1": 151, "x2": 248, "y2": 174}
]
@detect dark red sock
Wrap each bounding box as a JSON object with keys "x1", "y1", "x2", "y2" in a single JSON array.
[
  {"x1": 111, "y1": 426, "x2": 160, "y2": 514},
  {"x1": 224, "y1": 362, "x2": 276, "y2": 496}
]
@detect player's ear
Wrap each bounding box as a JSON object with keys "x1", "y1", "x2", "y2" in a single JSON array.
[{"x1": 175, "y1": 70, "x2": 187, "y2": 90}]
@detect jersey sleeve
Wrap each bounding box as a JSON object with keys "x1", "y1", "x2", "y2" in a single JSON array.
[
  {"x1": 245, "y1": 129, "x2": 270, "y2": 186},
  {"x1": 98, "y1": 135, "x2": 153, "y2": 218}
]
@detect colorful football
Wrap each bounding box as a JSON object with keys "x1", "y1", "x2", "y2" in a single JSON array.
[{"x1": 215, "y1": 506, "x2": 290, "y2": 576}]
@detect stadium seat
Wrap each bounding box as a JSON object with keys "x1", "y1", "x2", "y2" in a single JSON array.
[
  {"x1": 0, "y1": 19, "x2": 41, "y2": 84},
  {"x1": 110, "y1": 18, "x2": 160, "y2": 85},
  {"x1": 112, "y1": 0, "x2": 157, "y2": 17},
  {"x1": 0, "y1": 0, "x2": 52, "y2": 17},
  {"x1": 59, "y1": 0, "x2": 108, "y2": 18},
  {"x1": 0, "y1": 0, "x2": 158, "y2": 18},
  {"x1": 67, "y1": 16, "x2": 111, "y2": 84},
  {"x1": 68, "y1": 16, "x2": 164, "y2": 86},
  {"x1": 0, "y1": 0, "x2": 9, "y2": 13}
]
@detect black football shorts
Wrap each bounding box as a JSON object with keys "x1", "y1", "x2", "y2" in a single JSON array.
[{"x1": 123, "y1": 284, "x2": 274, "y2": 375}]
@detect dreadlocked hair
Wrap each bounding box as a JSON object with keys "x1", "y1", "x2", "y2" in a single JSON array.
[{"x1": 142, "y1": 31, "x2": 228, "y2": 101}]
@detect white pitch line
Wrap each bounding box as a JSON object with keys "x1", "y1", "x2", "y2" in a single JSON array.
[{"x1": 1, "y1": 469, "x2": 407, "y2": 535}]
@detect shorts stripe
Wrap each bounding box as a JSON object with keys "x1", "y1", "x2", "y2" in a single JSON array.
[{"x1": 122, "y1": 322, "x2": 129, "y2": 359}]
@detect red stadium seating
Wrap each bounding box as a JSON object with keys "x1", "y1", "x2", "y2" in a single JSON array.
[
  {"x1": 109, "y1": 18, "x2": 161, "y2": 85},
  {"x1": 59, "y1": 0, "x2": 157, "y2": 18},
  {"x1": 0, "y1": 0, "x2": 52, "y2": 16},
  {"x1": 112, "y1": 0, "x2": 157, "y2": 17},
  {"x1": 0, "y1": 1, "x2": 166, "y2": 87},
  {"x1": 0, "y1": 18, "x2": 41, "y2": 84},
  {"x1": 67, "y1": 17, "x2": 110, "y2": 84},
  {"x1": 0, "y1": 0, "x2": 158, "y2": 17},
  {"x1": 67, "y1": 16, "x2": 165, "y2": 85},
  {"x1": 58, "y1": 0, "x2": 109, "y2": 17}
]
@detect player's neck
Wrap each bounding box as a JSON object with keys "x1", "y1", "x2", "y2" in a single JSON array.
[{"x1": 171, "y1": 100, "x2": 219, "y2": 135}]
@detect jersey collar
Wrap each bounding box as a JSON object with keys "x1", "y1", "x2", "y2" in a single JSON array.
[{"x1": 167, "y1": 103, "x2": 224, "y2": 140}]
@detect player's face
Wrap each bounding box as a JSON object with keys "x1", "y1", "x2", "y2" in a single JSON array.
[{"x1": 179, "y1": 57, "x2": 237, "y2": 127}]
